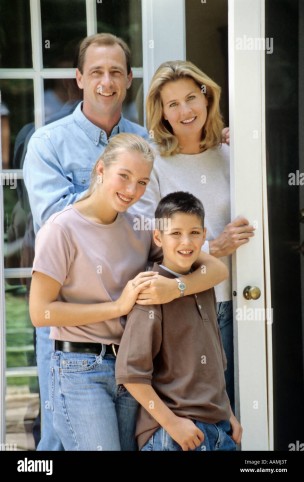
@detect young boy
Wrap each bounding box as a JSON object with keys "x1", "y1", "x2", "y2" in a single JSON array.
[{"x1": 115, "y1": 191, "x2": 242, "y2": 451}]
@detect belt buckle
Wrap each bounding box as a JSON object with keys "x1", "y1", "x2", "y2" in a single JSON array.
[{"x1": 111, "y1": 344, "x2": 118, "y2": 357}]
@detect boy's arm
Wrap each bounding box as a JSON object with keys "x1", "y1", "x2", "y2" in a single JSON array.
[
  {"x1": 136, "y1": 251, "x2": 228, "y2": 305},
  {"x1": 124, "y1": 383, "x2": 204, "y2": 451}
]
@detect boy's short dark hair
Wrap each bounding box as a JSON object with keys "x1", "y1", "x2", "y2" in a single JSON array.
[{"x1": 155, "y1": 191, "x2": 205, "y2": 229}]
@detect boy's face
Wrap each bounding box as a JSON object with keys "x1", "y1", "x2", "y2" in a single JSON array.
[{"x1": 153, "y1": 212, "x2": 206, "y2": 274}]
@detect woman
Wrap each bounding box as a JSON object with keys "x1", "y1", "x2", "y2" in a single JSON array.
[
  {"x1": 135, "y1": 61, "x2": 255, "y2": 409},
  {"x1": 29, "y1": 133, "x2": 228, "y2": 451}
]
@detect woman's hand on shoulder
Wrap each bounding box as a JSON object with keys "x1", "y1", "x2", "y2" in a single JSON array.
[{"x1": 222, "y1": 127, "x2": 230, "y2": 145}]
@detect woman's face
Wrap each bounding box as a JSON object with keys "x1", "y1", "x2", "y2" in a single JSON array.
[
  {"x1": 160, "y1": 77, "x2": 208, "y2": 140},
  {"x1": 99, "y1": 150, "x2": 152, "y2": 213}
]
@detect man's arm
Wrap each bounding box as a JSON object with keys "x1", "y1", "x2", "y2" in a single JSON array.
[
  {"x1": 136, "y1": 251, "x2": 228, "y2": 305},
  {"x1": 23, "y1": 134, "x2": 86, "y2": 229}
]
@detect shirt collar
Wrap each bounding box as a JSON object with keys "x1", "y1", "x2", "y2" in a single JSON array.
[
  {"x1": 73, "y1": 102, "x2": 124, "y2": 146},
  {"x1": 159, "y1": 264, "x2": 191, "y2": 277}
]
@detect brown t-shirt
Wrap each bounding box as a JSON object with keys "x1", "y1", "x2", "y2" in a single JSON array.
[{"x1": 116, "y1": 263, "x2": 231, "y2": 449}]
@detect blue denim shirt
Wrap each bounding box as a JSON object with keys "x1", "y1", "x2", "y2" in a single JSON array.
[{"x1": 23, "y1": 102, "x2": 148, "y2": 233}]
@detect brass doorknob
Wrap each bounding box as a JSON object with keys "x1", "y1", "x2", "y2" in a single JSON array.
[{"x1": 243, "y1": 286, "x2": 261, "y2": 300}]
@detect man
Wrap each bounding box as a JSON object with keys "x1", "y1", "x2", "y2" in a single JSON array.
[{"x1": 23, "y1": 33, "x2": 147, "y2": 450}]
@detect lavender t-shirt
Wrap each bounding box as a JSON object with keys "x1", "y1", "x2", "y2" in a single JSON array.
[{"x1": 33, "y1": 205, "x2": 156, "y2": 344}]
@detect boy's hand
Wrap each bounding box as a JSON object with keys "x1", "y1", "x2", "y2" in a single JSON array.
[
  {"x1": 209, "y1": 216, "x2": 255, "y2": 258},
  {"x1": 229, "y1": 412, "x2": 243, "y2": 444},
  {"x1": 165, "y1": 416, "x2": 205, "y2": 451}
]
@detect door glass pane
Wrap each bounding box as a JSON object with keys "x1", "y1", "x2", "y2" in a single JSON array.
[
  {"x1": 0, "y1": 80, "x2": 34, "y2": 170},
  {"x1": 41, "y1": 0, "x2": 86, "y2": 68},
  {"x1": 6, "y1": 285, "x2": 38, "y2": 451},
  {"x1": 0, "y1": 0, "x2": 32, "y2": 68},
  {"x1": 122, "y1": 77, "x2": 143, "y2": 125},
  {"x1": 266, "y1": 0, "x2": 304, "y2": 449},
  {"x1": 3, "y1": 181, "x2": 33, "y2": 271},
  {"x1": 186, "y1": 0, "x2": 228, "y2": 124},
  {"x1": 44, "y1": 78, "x2": 82, "y2": 123},
  {"x1": 97, "y1": 0, "x2": 143, "y2": 67}
]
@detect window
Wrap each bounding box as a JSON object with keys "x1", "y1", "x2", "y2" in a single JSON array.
[{"x1": 0, "y1": 0, "x2": 143, "y2": 449}]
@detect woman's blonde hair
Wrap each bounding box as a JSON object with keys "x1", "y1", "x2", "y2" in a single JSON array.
[
  {"x1": 146, "y1": 60, "x2": 224, "y2": 156},
  {"x1": 80, "y1": 133, "x2": 155, "y2": 201}
]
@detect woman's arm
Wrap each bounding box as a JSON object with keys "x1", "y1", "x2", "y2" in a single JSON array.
[
  {"x1": 136, "y1": 251, "x2": 228, "y2": 305},
  {"x1": 124, "y1": 383, "x2": 204, "y2": 451},
  {"x1": 209, "y1": 216, "x2": 255, "y2": 258},
  {"x1": 30, "y1": 271, "x2": 158, "y2": 327}
]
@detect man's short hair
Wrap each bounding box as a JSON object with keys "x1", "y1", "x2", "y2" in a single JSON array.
[{"x1": 77, "y1": 33, "x2": 131, "y2": 74}]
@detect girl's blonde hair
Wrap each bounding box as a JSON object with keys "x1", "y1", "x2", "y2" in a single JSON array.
[
  {"x1": 80, "y1": 133, "x2": 155, "y2": 201},
  {"x1": 146, "y1": 60, "x2": 224, "y2": 156}
]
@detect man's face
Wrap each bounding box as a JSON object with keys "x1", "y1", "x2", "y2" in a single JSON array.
[{"x1": 76, "y1": 43, "x2": 132, "y2": 126}]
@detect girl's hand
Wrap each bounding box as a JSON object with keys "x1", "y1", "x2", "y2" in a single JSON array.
[
  {"x1": 115, "y1": 272, "x2": 158, "y2": 315},
  {"x1": 136, "y1": 275, "x2": 177, "y2": 305}
]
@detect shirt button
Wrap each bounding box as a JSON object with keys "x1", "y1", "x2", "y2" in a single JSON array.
[
  {"x1": 81, "y1": 179, "x2": 86, "y2": 184},
  {"x1": 195, "y1": 294, "x2": 197, "y2": 298},
  {"x1": 199, "y1": 305, "x2": 202, "y2": 310}
]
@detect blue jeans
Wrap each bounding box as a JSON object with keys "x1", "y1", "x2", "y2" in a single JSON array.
[
  {"x1": 217, "y1": 301, "x2": 234, "y2": 412},
  {"x1": 36, "y1": 326, "x2": 64, "y2": 450},
  {"x1": 50, "y1": 349, "x2": 138, "y2": 451},
  {"x1": 141, "y1": 420, "x2": 236, "y2": 451}
]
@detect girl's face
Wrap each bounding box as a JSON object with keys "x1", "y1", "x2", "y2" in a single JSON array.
[
  {"x1": 160, "y1": 77, "x2": 208, "y2": 140},
  {"x1": 98, "y1": 150, "x2": 152, "y2": 212}
]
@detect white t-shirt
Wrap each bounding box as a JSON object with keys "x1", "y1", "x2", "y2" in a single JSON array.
[{"x1": 131, "y1": 144, "x2": 231, "y2": 302}]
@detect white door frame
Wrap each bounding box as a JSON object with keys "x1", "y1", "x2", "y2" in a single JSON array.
[
  {"x1": 141, "y1": 0, "x2": 186, "y2": 117},
  {"x1": 229, "y1": 0, "x2": 273, "y2": 450},
  {"x1": 1, "y1": 0, "x2": 273, "y2": 450}
]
